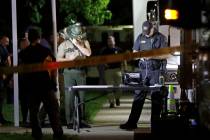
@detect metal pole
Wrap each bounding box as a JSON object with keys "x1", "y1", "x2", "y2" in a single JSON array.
[
  {"x1": 51, "y1": 0, "x2": 60, "y2": 101},
  {"x1": 11, "y1": 0, "x2": 19, "y2": 127},
  {"x1": 51, "y1": 0, "x2": 57, "y2": 56}
]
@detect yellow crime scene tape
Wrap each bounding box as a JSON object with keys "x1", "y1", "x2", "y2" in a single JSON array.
[{"x1": 0, "y1": 46, "x2": 182, "y2": 75}]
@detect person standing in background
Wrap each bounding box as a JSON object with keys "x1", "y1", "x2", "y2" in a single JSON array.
[
  {"x1": 100, "y1": 35, "x2": 125, "y2": 108},
  {"x1": 18, "y1": 37, "x2": 30, "y2": 127},
  {"x1": 0, "y1": 35, "x2": 11, "y2": 125},
  {"x1": 57, "y1": 21, "x2": 92, "y2": 129}
]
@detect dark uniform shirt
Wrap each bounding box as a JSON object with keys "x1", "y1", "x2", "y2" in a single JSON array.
[
  {"x1": 0, "y1": 44, "x2": 9, "y2": 84},
  {"x1": 100, "y1": 46, "x2": 123, "y2": 69},
  {"x1": 0, "y1": 44, "x2": 9, "y2": 66},
  {"x1": 19, "y1": 44, "x2": 56, "y2": 92},
  {"x1": 133, "y1": 31, "x2": 168, "y2": 71}
]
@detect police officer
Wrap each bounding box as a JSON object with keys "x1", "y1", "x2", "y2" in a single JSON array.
[
  {"x1": 120, "y1": 21, "x2": 168, "y2": 130},
  {"x1": 19, "y1": 27, "x2": 63, "y2": 140},
  {"x1": 100, "y1": 35, "x2": 124, "y2": 108},
  {"x1": 57, "y1": 22, "x2": 92, "y2": 129},
  {"x1": 0, "y1": 35, "x2": 11, "y2": 125}
]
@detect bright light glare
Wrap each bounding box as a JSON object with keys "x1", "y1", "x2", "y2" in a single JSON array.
[
  {"x1": 164, "y1": 9, "x2": 179, "y2": 20},
  {"x1": 173, "y1": 51, "x2": 180, "y2": 55}
]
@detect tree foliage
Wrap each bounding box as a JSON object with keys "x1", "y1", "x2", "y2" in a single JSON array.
[
  {"x1": 59, "y1": 0, "x2": 112, "y2": 25},
  {"x1": 24, "y1": 0, "x2": 45, "y2": 24},
  {"x1": 17, "y1": 0, "x2": 112, "y2": 29}
]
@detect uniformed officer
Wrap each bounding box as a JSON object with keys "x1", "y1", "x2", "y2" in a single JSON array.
[
  {"x1": 120, "y1": 21, "x2": 168, "y2": 130},
  {"x1": 100, "y1": 35, "x2": 124, "y2": 108},
  {"x1": 0, "y1": 35, "x2": 11, "y2": 125},
  {"x1": 19, "y1": 27, "x2": 63, "y2": 140},
  {"x1": 57, "y1": 22, "x2": 92, "y2": 129}
]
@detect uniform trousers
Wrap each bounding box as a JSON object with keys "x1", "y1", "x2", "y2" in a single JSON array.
[
  {"x1": 126, "y1": 69, "x2": 167, "y2": 125},
  {"x1": 104, "y1": 68, "x2": 122, "y2": 104},
  {"x1": 63, "y1": 68, "x2": 86, "y2": 125},
  {"x1": 29, "y1": 89, "x2": 63, "y2": 140}
]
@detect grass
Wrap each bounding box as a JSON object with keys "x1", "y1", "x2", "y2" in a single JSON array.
[
  {"x1": 2, "y1": 90, "x2": 107, "y2": 124},
  {"x1": 2, "y1": 103, "x2": 14, "y2": 123},
  {"x1": 85, "y1": 91, "x2": 107, "y2": 123},
  {"x1": 0, "y1": 133, "x2": 40, "y2": 140},
  {"x1": 0, "y1": 133, "x2": 51, "y2": 140},
  {"x1": 1, "y1": 90, "x2": 106, "y2": 139},
  {"x1": 0, "y1": 133, "x2": 78, "y2": 140},
  {"x1": 59, "y1": 91, "x2": 107, "y2": 124}
]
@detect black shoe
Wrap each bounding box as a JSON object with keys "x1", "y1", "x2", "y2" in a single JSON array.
[
  {"x1": 116, "y1": 99, "x2": 120, "y2": 106},
  {"x1": 109, "y1": 103, "x2": 115, "y2": 108},
  {"x1": 53, "y1": 135, "x2": 67, "y2": 140},
  {"x1": 20, "y1": 122, "x2": 30, "y2": 128},
  {"x1": 67, "y1": 123, "x2": 73, "y2": 129},
  {"x1": 80, "y1": 121, "x2": 91, "y2": 128},
  {"x1": 119, "y1": 123, "x2": 137, "y2": 130},
  {"x1": 41, "y1": 122, "x2": 51, "y2": 128}
]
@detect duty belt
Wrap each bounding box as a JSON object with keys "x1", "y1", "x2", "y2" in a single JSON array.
[
  {"x1": 67, "y1": 67, "x2": 84, "y2": 70},
  {"x1": 139, "y1": 59, "x2": 162, "y2": 70}
]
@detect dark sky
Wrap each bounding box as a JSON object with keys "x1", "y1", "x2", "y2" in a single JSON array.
[
  {"x1": 0, "y1": 0, "x2": 11, "y2": 36},
  {"x1": 0, "y1": 0, "x2": 133, "y2": 36},
  {"x1": 108, "y1": 0, "x2": 133, "y2": 25}
]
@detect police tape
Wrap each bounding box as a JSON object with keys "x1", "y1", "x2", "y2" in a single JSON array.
[{"x1": 0, "y1": 46, "x2": 182, "y2": 75}]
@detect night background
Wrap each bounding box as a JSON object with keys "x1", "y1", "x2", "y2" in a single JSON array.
[{"x1": 0, "y1": 0, "x2": 133, "y2": 38}]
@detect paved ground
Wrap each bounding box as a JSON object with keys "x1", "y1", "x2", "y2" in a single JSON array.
[
  {"x1": 0, "y1": 126, "x2": 134, "y2": 140},
  {"x1": 93, "y1": 96, "x2": 151, "y2": 125},
  {"x1": 0, "y1": 95, "x2": 151, "y2": 140}
]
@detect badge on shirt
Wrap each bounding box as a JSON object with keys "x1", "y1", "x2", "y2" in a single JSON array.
[{"x1": 140, "y1": 40, "x2": 146, "y2": 44}]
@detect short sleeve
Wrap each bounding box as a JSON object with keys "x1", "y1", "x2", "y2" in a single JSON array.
[
  {"x1": 160, "y1": 34, "x2": 168, "y2": 48},
  {"x1": 152, "y1": 33, "x2": 168, "y2": 49},
  {"x1": 132, "y1": 35, "x2": 141, "y2": 51},
  {"x1": 57, "y1": 42, "x2": 65, "y2": 59}
]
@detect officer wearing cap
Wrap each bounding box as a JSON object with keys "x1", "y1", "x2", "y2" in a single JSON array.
[
  {"x1": 120, "y1": 21, "x2": 168, "y2": 130},
  {"x1": 57, "y1": 21, "x2": 91, "y2": 129}
]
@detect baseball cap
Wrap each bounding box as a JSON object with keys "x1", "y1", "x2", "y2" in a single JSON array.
[{"x1": 142, "y1": 21, "x2": 153, "y2": 35}]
